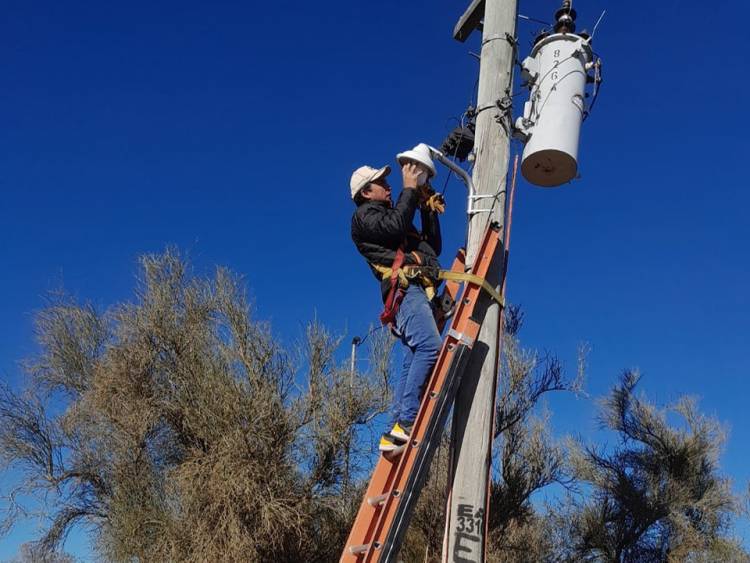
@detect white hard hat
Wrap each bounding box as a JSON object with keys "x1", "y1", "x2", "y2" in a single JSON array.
[
  {"x1": 350, "y1": 165, "x2": 391, "y2": 200},
  {"x1": 396, "y1": 143, "x2": 436, "y2": 178}
]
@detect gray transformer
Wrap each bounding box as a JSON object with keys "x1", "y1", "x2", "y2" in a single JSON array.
[{"x1": 515, "y1": 5, "x2": 602, "y2": 187}]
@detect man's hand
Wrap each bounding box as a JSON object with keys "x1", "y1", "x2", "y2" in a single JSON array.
[
  {"x1": 402, "y1": 162, "x2": 420, "y2": 189},
  {"x1": 425, "y1": 193, "x2": 446, "y2": 214},
  {"x1": 417, "y1": 184, "x2": 446, "y2": 214}
]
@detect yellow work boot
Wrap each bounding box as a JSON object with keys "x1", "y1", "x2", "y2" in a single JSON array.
[
  {"x1": 379, "y1": 432, "x2": 402, "y2": 453},
  {"x1": 390, "y1": 421, "x2": 413, "y2": 443}
]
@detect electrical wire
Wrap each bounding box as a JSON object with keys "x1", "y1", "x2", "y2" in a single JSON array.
[
  {"x1": 353, "y1": 324, "x2": 387, "y2": 349},
  {"x1": 583, "y1": 60, "x2": 603, "y2": 121},
  {"x1": 518, "y1": 14, "x2": 551, "y2": 26},
  {"x1": 440, "y1": 166, "x2": 455, "y2": 196},
  {"x1": 534, "y1": 67, "x2": 588, "y2": 122},
  {"x1": 500, "y1": 155, "x2": 519, "y2": 292},
  {"x1": 591, "y1": 9, "x2": 607, "y2": 40}
]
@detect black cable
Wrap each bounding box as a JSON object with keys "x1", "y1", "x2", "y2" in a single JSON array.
[
  {"x1": 583, "y1": 61, "x2": 603, "y2": 121},
  {"x1": 440, "y1": 169, "x2": 454, "y2": 196},
  {"x1": 354, "y1": 324, "x2": 387, "y2": 349},
  {"x1": 440, "y1": 126, "x2": 464, "y2": 195}
]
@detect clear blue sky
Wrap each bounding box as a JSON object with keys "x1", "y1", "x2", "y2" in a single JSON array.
[{"x1": 1, "y1": 0, "x2": 748, "y2": 558}]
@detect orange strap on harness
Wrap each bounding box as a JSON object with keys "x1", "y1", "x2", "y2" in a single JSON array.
[{"x1": 379, "y1": 248, "x2": 406, "y2": 326}]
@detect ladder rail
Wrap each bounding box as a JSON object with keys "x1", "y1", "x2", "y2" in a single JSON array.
[
  {"x1": 367, "y1": 223, "x2": 503, "y2": 562},
  {"x1": 379, "y1": 342, "x2": 474, "y2": 560}
]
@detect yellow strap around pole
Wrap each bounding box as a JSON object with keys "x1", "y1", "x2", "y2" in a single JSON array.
[
  {"x1": 438, "y1": 270, "x2": 504, "y2": 307},
  {"x1": 371, "y1": 264, "x2": 502, "y2": 306}
]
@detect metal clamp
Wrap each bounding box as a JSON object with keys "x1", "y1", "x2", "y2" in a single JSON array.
[
  {"x1": 427, "y1": 146, "x2": 496, "y2": 217},
  {"x1": 447, "y1": 329, "x2": 476, "y2": 347},
  {"x1": 468, "y1": 193, "x2": 501, "y2": 216}
]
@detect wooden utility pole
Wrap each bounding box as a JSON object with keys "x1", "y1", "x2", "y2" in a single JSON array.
[{"x1": 444, "y1": 1, "x2": 517, "y2": 561}]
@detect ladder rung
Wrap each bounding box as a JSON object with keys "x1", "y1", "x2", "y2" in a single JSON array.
[
  {"x1": 367, "y1": 488, "x2": 403, "y2": 507},
  {"x1": 367, "y1": 493, "x2": 388, "y2": 507},
  {"x1": 349, "y1": 543, "x2": 369, "y2": 555}
]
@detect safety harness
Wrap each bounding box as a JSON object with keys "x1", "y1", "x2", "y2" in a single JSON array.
[
  {"x1": 374, "y1": 252, "x2": 504, "y2": 327},
  {"x1": 378, "y1": 248, "x2": 407, "y2": 326},
  {"x1": 373, "y1": 189, "x2": 501, "y2": 326}
]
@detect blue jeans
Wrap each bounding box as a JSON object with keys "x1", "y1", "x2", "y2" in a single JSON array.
[{"x1": 390, "y1": 285, "x2": 442, "y2": 426}]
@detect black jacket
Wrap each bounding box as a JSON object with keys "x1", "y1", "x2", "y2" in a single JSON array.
[{"x1": 351, "y1": 188, "x2": 442, "y2": 301}]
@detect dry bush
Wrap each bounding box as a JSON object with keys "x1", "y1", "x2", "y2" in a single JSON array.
[
  {"x1": 3, "y1": 254, "x2": 746, "y2": 563},
  {"x1": 553, "y1": 371, "x2": 747, "y2": 563},
  {"x1": 0, "y1": 250, "x2": 392, "y2": 562},
  {"x1": 5, "y1": 542, "x2": 77, "y2": 563}
]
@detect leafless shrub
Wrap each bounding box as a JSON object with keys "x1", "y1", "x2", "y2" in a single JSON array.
[
  {"x1": 3, "y1": 256, "x2": 747, "y2": 563},
  {"x1": 5, "y1": 542, "x2": 77, "y2": 563},
  {"x1": 494, "y1": 305, "x2": 583, "y2": 440},
  {"x1": 554, "y1": 370, "x2": 746, "y2": 562},
  {"x1": 0, "y1": 249, "x2": 391, "y2": 562}
]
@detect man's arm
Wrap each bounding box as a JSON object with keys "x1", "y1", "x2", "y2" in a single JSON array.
[
  {"x1": 354, "y1": 240, "x2": 400, "y2": 268},
  {"x1": 356, "y1": 188, "x2": 420, "y2": 245},
  {"x1": 352, "y1": 162, "x2": 422, "y2": 246}
]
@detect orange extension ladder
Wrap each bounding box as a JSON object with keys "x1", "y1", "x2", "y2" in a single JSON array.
[{"x1": 340, "y1": 221, "x2": 505, "y2": 562}]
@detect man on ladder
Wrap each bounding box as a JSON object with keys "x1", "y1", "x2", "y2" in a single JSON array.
[{"x1": 349, "y1": 144, "x2": 446, "y2": 453}]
